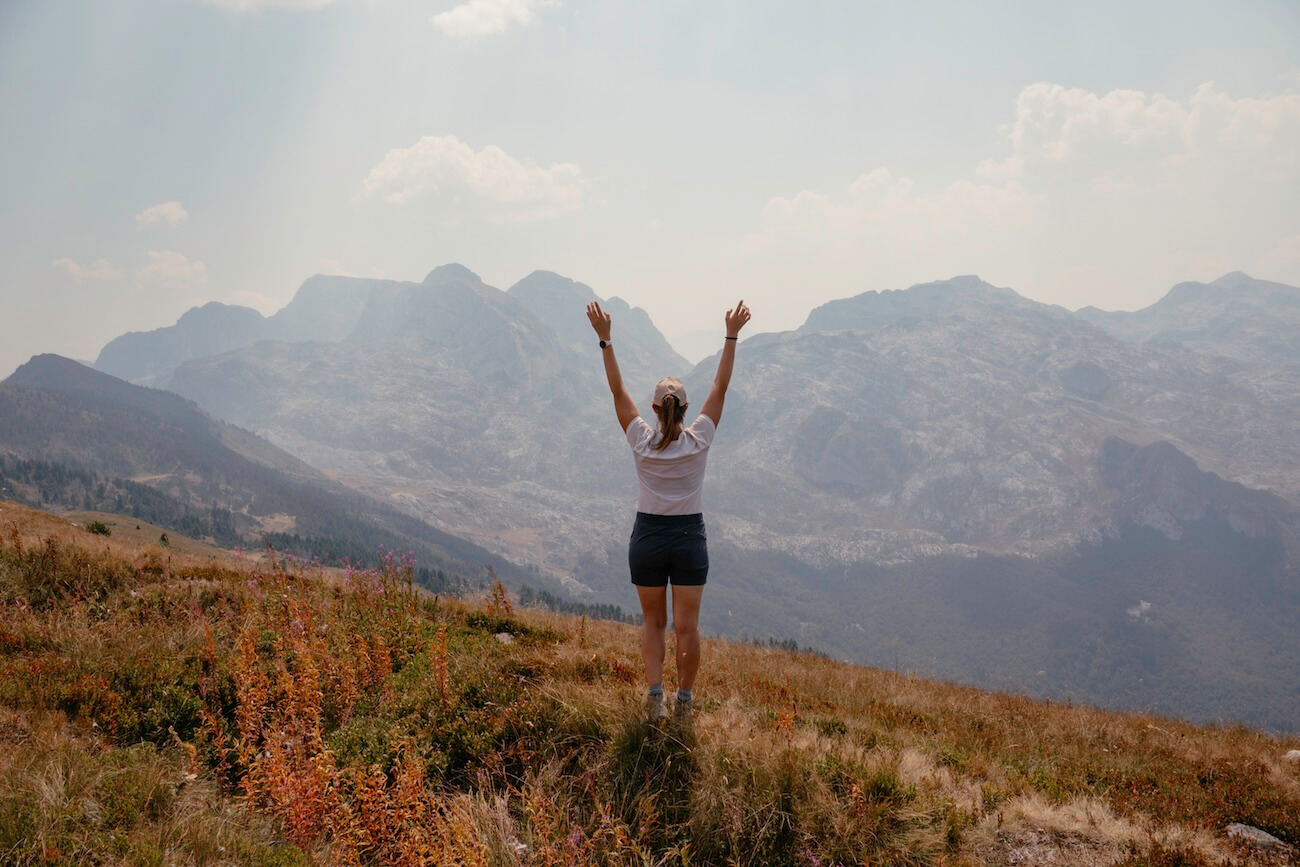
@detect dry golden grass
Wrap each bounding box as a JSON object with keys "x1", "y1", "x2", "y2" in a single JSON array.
[
  {"x1": 0, "y1": 707, "x2": 301, "y2": 865},
  {"x1": 63, "y1": 510, "x2": 230, "y2": 559},
  {"x1": 1, "y1": 499, "x2": 1297, "y2": 866}
]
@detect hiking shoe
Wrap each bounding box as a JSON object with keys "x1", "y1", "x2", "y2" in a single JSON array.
[
  {"x1": 673, "y1": 696, "x2": 693, "y2": 722},
  {"x1": 646, "y1": 694, "x2": 668, "y2": 725}
]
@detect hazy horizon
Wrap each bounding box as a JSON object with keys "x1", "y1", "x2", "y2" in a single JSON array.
[{"x1": 2, "y1": 0, "x2": 1297, "y2": 377}]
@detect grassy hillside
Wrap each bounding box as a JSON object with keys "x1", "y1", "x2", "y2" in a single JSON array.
[{"x1": 1, "y1": 502, "x2": 1297, "y2": 866}]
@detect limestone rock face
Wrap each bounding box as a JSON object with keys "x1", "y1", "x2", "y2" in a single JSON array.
[
  {"x1": 508, "y1": 270, "x2": 688, "y2": 388},
  {"x1": 1099, "y1": 437, "x2": 1292, "y2": 540},
  {"x1": 693, "y1": 289, "x2": 1300, "y2": 560},
  {"x1": 267, "y1": 274, "x2": 398, "y2": 343}
]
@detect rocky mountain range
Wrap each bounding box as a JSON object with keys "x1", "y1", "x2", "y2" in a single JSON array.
[
  {"x1": 85, "y1": 263, "x2": 1300, "y2": 577},
  {"x1": 100, "y1": 266, "x2": 686, "y2": 591},
  {"x1": 64, "y1": 265, "x2": 1300, "y2": 728}
]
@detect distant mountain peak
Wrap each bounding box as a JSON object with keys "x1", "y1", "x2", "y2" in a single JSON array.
[
  {"x1": 423, "y1": 263, "x2": 481, "y2": 285},
  {"x1": 94, "y1": 301, "x2": 270, "y2": 385},
  {"x1": 176, "y1": 300, "x2": 262, "y2": 323},
  {"x1": 943, "y1": 274, "x2": 991, "y2": 289},
  {"x1": 1209, "y1": 271, "x2": 1256, "y2": 288},
  {"x1": 509, "y1": 270, "x2": 600, "y2": 305},
  {"x1": 1161, "y1": 280, "x2": 1212, "y2": 303},
  {"x1": 1077, "y1": 272, "x2": 1300, "y2": 364},
  {"x1": 8, "y1": 354, "x2": 123, "y2": 392},
  {"x1": 8, "y1": 356, "x2": 212, "y2": 421},
  {"x1": 800, "y1": 275, "x2": 1032, "y2": 333},
  {"x1": 1161, "y1": 272, "x2": 1284, "y2": 304}
]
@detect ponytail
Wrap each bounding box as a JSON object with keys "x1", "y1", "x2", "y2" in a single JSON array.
[{"x1": 653, "y1": 395, "x2": 686, "y2": 451}]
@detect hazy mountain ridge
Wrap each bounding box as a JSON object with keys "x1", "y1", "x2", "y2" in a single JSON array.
[
  {"x1": 94, "y1": 266, "x2": 1300, "y2": 573},
  {"x1": 94, "y1": 302, "x2": 269, "y2": 386},
  {"x1": 5, "y1": 354, "x2": 321, "y2": 482},
  {"x1": 1077, "y1": 271, "x2": 1300, "y2": 366},
  {"x1": 93, "y1": 265, "x2": 684, "y2": 394},
  {"x1": 94, "y1": 274, "x2": 408, "y2": 386},
  {"x1": 0, "y1": 354, "x2": 539, "y2": 583},
  {"x1": 706, "y1": 289, "x2": 1300, "y2": 555},
  {"x1": 800, "y1": 274, "x2": 1058, "y2": 332},
  {"x1": 157, "y1": 273, "x2": 635, "y2": 581},
  {"x1": 147, "y1": 267, "x2": 688, "y2": 586}
]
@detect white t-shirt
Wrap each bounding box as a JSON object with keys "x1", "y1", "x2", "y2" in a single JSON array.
[{"x1": 625, "y1": 413, "x2": 716, "y2": 515}]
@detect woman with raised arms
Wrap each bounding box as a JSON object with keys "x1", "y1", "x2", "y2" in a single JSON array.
[{"x1": 586, "y1": 298, "x2": 752, "y2": 723}]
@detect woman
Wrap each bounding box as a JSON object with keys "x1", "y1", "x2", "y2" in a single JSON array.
[{"x1": 586, "y1": 298, "x2": 752, "y2": 723}]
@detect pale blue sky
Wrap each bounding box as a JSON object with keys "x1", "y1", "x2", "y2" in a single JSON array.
[{"x1": 2, "y1": 0, "x2": 1298, "y2": 373}]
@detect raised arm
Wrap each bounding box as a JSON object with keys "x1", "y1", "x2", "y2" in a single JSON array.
[
  {"x1": 586, "y1": 301, "x2": 639, "y2": 432},
  {"x1": 700, "y1": 299, "x2": 751, "y2": 426}
]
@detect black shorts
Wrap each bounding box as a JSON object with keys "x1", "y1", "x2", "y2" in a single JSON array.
[{"x1": 629, "y1": 512, "x2": 708, "y2": 587}]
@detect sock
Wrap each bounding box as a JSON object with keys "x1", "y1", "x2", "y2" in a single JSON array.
[
  {"x1": 647, "y1": 684, "x2": 664, "y2": 700},
  {"x1": 676, "y1": 688, "x2": 693, "y2": 703}
]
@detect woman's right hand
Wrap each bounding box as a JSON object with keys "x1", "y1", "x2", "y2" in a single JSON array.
[
  {"x1": 725, "y1": 299, "x2": 751, "y2": 338},
  {"x1": 587, "y1": 301, "x2": 612, "y2": 341}
]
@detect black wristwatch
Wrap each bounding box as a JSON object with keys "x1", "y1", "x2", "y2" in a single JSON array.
[{"x1": 599, "y1": 339, "x2": 612, "y2": 349}]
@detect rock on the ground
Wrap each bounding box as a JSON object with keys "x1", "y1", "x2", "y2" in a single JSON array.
[
  {"x1": 1284, "y1": 749, "x2": 1300, "y2": 763},
  {"x1": 1225, "y1": 823, "x2": 1289, "y2": 850}
]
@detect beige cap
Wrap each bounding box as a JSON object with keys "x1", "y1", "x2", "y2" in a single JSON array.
[{"x1": 653, "y1": 376, "x2": 687, "y2": 407}]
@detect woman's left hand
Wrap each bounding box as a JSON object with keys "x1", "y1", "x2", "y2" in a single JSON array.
[
  {"x1": 587, "y1": 301, "x2": 612, "y2": 341},
  {"x1": 725, "y1": 299, "x2": 751, "y2": 338}
]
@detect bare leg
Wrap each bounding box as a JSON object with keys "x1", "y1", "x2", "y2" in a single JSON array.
[
  {"x1": 671, "y1": 584, "x2": 704, "y2": 691},
  {"x1": 636, "y1": 585, "x2": 669, "y2": 688}
]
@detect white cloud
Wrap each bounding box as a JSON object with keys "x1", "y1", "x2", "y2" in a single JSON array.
[
  {"x1": 753, "y1": 81, "x2": 1300, "y2": 313},
  {"x1": 138, "y1": 250, "x2": 207, "y2": 289},
  {"x1": 52, "y1": 258, "x2": 120, "y2": 282},
  {"x1": 431, "y1": 0, "x2": 559, "y2": 39},
  {"x1": 135, "y1": 201, "x2": 190, "y2": 228},
  {"x1": 200, "y1": 0, "x2": 338, "y2": 10},
  {"x1": 757, "y1": 169, "x2": 1040, "y2": 287},
  {"x1": 361, "y1": 134, "x2": 586, "y2": 221},
  {"x1": 981, "y1": 81, "x2": 1300, "y2": 186}
]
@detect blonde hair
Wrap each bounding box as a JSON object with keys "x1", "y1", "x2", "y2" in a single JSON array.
[{"x1": 653, "y1": 394, "x2": 686, "y2": 451}]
